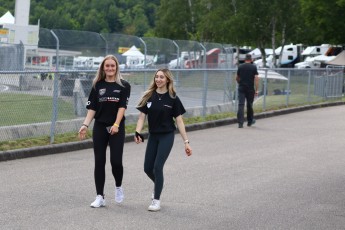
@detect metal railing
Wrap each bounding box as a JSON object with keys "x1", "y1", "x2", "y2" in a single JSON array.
[
  {"x1": 1, "y1": 28, "x2": 236, "y2": 73},
  {"x1": 0, "y1": 68, "x2": 344, "y2": 142}
]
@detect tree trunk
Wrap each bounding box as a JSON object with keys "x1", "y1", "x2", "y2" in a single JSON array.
[
  {"x1": 278, "y1": 23, "x2": 287, "y2": 67},
  {"x1": 271, "y1": 16, "x2": 277, "y2": 68}
]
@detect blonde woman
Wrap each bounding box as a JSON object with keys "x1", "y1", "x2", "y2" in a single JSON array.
[
  {"x1": 134, "y1": 68, "x2": 192, "y2": 212},
  {"x1": 78, "y1": 55, "x2": 131, "y2": 208}
]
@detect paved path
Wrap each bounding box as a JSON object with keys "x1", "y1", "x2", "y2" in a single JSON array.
[{"x1": 1, "y1": 105, "x2": 345, "y2": 230}]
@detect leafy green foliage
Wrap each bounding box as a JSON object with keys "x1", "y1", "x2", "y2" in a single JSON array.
[
  {"x1": 0, "y1": 0, "x2": 344, "y2": 53},
  {"x1": 300, "y1": 0, "x2": 345, "y2": 44},
  {"x1": 14, "y1": 0, "x2": 155, "y2": 36}
]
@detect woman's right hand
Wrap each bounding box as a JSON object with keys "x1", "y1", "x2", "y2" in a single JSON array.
[
  {"x1": 78, "y1": 126, "x2": 88, "y2": 140},
  {"x1": 185, "y1": 143, "x2": 192, "y2": 156}
]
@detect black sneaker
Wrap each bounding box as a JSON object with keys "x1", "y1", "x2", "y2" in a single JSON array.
[
  {"x1": 247, "y1": 119, "x2": 256, "y2": 127},
  {"x1": 238, "y1": 123, "x2": 243, "y2": 128}
]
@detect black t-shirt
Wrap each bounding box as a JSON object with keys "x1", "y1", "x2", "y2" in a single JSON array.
[
  {"x1": 137, "y1": 91, "x2": 186, "y2": 134},
  {"x1": 237, "y1": 63, "x2": 258, "y2": 89},
  {"x1": 86, "y1": 79, "x2": 131, "y2": 126}
]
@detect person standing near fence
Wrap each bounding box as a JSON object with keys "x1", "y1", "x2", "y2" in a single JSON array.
[
  {"x1": 236, "y1": 54, "x2": 259, "y2": 128},
  {"x1": 134, "y1": 68, "x2": 192, "y2": 212},
  {"x1": 78, "y1": 55, "x2": 131, "y2": 208}
]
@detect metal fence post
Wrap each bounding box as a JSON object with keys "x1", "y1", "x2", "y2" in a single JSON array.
[
  {"x1": 172, "y1": 40, "x2": 180, "y2": 86},
  {"x1": 200, "y1": 43, "x2": 208, "y2": 117},
  {"x1": 99, "y1": 33, "x2": 108, "y2": 55},
  {"x1": 234, "y1": 83, "x2": 238, "y2": 112},
  {"x1": 139, "y1": 37, "x2": 147, "y2": 89},
  {"x1": 50, "y1": 30, "x2": 60, "y2": 144},
  {"x1": 286, "y1": 69, "x2": 291, "y2": 107},
  {"x1": 307, "y1": 70, "x2": 311, "y2": 103},
  {"x1": 262, "y1": 68, "x2": 268, "y2": 111}
]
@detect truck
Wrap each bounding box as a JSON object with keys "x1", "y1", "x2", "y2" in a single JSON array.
[
  {"x1": 168, "y1": 51, "x2": 193, "y2": 69},
  {"x1": 73, "y1": 56, "x2": 103, "y2": 69},
  {"x1": 294, "y1": 44, "x2": 330, "y2": 69},
  {"x1": 184, "y1": 48, "x2": 223, "y2": 69},
  {"x1": 295, "y1": 45, "x2": 343, "y2": 69},
  {"x1": 254, "y1": 44, "x2": 302, "y2": 68}
]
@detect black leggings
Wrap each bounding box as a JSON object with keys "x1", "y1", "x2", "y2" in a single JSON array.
[
  {"x1": 92, "y1": 121, "x2": 125, "y2": 196},
  {"x1": 144, "y1": 132, "x2": 174, "y2": 200}
]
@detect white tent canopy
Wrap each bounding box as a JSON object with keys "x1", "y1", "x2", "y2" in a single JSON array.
[
  {"x1": 122, "y1": 45, "x2": 144, "y2": 57},
  {"x1": 0, "y1": 11, "x2": 15, "y2": 24},
  {"x1": 326, "y1": 50, "x2": 345, "y2": 66},
  {"x1": 258, "y1": 70, "x2": 288, "y2": 81}
]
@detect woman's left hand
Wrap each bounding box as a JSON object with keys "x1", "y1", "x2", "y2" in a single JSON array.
[{"x1": 78, "y1": 126, "x2": 88, "y2": 140}]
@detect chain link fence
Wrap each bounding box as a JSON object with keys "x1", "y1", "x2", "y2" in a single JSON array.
[
  {"x1": 2, "y1": 28, "x2": 238, "y2": 72},
  {"x1": 0, "y1": 43, "x2": 24, "y2": 71},
  {"x1": 1, "y1": 68, "x2": 344, "y2": 142},
  {"x1": 0, "y1": 28, "x2": 344, "y2": 142}
]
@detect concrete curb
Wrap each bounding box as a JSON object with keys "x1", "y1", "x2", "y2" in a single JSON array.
[{"x1": 1, "y1": 101, "x2": 344, "y2": 162}]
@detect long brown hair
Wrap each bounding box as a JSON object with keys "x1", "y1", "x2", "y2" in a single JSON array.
[
  {"x1": 137, "y1": 68, "x2": 176, "y2": 107},
  {"x1": 92, "y1": 55, "x2": 124, "y2": 88}
]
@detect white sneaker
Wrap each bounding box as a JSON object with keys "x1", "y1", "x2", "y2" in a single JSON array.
[
  {"x1": 115, "y1": 187, "x2": 124, "y2": 203},
  {"x1": 148, "y1": 199, "x2": 160, "y2": 211},
  {"x1": 90, "y1": 195, "x2": 105, "y2": 208}
]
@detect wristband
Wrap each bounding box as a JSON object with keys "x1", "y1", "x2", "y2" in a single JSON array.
[
  {"x1": 82, "y1": 124, "x2": 88, "y2": 128},
  {"x1": 135, "y1": 131, "x2": 144, "y2": 142},
  {"x1": 113, "y1": 123, "x2": 119, "y2": 128},
  {"x1": 184, "y1": 139, "x2": 189, "y2": 144}
]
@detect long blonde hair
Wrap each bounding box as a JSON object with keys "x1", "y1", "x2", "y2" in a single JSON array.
[
  {"x1": 92, "y1": 55, "x2": 124, "y2": 88},
  {"x1": 137, "y1": 68, "x2": 176, "y2": 107}
]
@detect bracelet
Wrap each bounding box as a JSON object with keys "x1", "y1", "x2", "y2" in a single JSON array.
[
  {"x1": 184, "y1": 139, "x2": 189, "y2": 144},
  {"x1": 113, "y1": 123, "x2": 119, "y2": 128},
  {"x1": 82, "y1": 124, "x2": 88, "y2": 128}
]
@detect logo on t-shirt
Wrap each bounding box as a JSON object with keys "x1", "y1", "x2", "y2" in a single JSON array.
[
  {"x1": 99, "y1": 88, "x2": 106, "y2": 96},
  {"x1": 147, "y1": 102, "x2": 152, "y2": 108}
]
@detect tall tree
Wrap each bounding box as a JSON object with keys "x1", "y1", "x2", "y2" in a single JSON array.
[
  {"x1": 3, "y1": 0, "x2": 344, "y2": 48},
  {"x1": 300, "y1": 0, "x2": 345, "y2": 44},
  {"x1": 154, "y1": 0, "x2": 199, "y2": 40},
  {"x1": 83, "y1": 9, "x2": 109, "y2": 33},
  {"x1": 196, "y1": 0, "x2": 236, "y2": 43},
  {"x1": 0, "y1": 0, "x2": 14, "y2": 16},
  {"x1": 270, "y1": 0, "x2": 301, "y2": 67}
]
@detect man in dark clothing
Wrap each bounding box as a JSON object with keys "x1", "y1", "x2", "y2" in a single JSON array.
[{"x1": 236, "y1": 54, "x2": 259, "y2": 128}]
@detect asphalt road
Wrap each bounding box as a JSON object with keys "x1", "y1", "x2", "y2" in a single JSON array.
[{"x1": 1, "y1": 105, "x2": 345, "y2": 230}]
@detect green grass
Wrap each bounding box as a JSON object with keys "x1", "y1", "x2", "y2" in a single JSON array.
[
  {"x1": 1, "y1": 96, "x2": 344, "y2": 152},
  {"x1": 0, "y1": 93, "x2": 75, "y2": 126},
  {"x1": 253, "y1": 94, "x2": 325, "y2": 110},
  {"x1": 1, "y1": 72, "x2": 343, "y2": 151},
  {"x1": 255, "y1": 94, "x2": 344, "y2": 111},
  {"x1": 0, "y1": 113, "x2": 235, "y2": 151}
]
